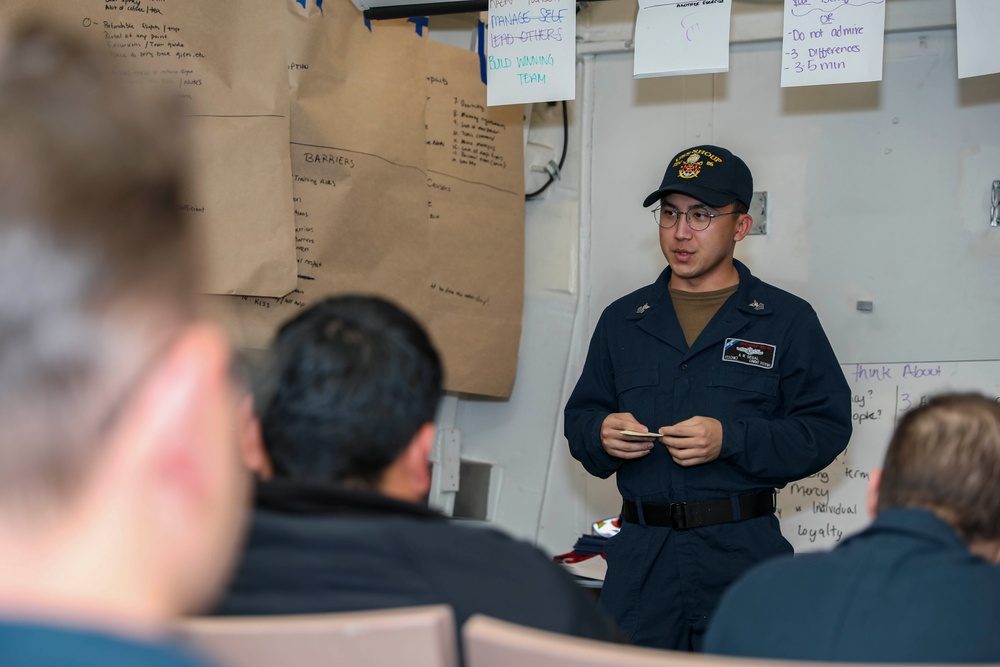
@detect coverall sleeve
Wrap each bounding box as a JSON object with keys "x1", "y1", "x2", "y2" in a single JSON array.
[
  {"x1": 717, "y1": 309, "x2": 853, "y2": 484},
  {"x1": 564, "y1": 312, "x2": 625, "y2": 479}
]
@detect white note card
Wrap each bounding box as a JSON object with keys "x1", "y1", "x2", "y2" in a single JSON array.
[
  {"x1": 633, "y1": 0, "x2": 732, "y2": 79},
  {"x1": 955, "y1": 0, "x2": 1000, "y2": 79},
  {"x1": 486, "y1": 0, "x2": 576, "y2": 107},
  {"x1": 779, "y1": 0, "x2": 886, "y2": 88}
]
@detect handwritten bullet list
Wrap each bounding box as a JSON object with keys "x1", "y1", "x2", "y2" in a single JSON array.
[
  {"x1": 780, "y1": 0, "x2": 886, "y2": 88},
  {"x1": 778, "y1": 360, "x2": 1000, "y2": 553},
  {"x1": 485, "y1": 0, "x2": 575, "y2": 106}
]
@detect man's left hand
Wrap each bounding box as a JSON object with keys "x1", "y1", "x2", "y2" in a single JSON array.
[{"x1": 657, "y1": 416, "x2": 723, "y2": 466}]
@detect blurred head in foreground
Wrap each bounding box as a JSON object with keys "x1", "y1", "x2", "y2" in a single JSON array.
[{"x1": 0, "y1": 19, "x2": 249, "y2": 628}]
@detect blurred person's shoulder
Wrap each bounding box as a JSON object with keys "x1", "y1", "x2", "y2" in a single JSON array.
[{"x1": 0, "y1": 620, "x2": 210, "y2": 667}]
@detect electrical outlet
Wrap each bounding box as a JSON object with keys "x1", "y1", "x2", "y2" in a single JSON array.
[{"x1": 747, "y1": 191, "x2": 768, "y2": 235}]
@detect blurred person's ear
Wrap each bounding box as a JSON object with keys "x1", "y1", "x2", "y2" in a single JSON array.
[
  {"x1": 866, "y1": 468, "x2": 882, "y2": 520},
  {"x1": 113, "y1": 323, "x2": 250, "y2": 615},
  {"x1": 237, "y1": 394, "x2": 271, "y2": 480},
  {"x1": 379, "y1": 422, "x2": 435, "y2": 504},
  {"x1": 407, "y1": 423, "x2": 436, "y2": 499}
]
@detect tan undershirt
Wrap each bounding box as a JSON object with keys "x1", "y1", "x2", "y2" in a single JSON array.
[{"x1": 669, "y1": 284, "x2": 738, "y2": 347}]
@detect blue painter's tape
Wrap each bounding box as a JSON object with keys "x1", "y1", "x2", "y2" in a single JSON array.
[
  {"x1": 364, "y1": 16, "x2": 372, "y2": 30},
  {"x1": 477, "y1": 20, "x2": 486, "y2": 85},
  {"x1": 408, "y1": 16, "x2": 429, "y2": 36},
  {"x1": 295, "y1": 0, "x2": 306, "y2": 7},
  {"x1": 316, "y1": 0, "x2": 323, "y2": 11}
]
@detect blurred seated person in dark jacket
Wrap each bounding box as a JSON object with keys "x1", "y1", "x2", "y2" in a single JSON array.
[
  {"x1": 704, "y1": 392, "x2": 1000, "y2": 663},
  {"x1": 214, "y1": 295, "x2": 620, "y2": 644}
]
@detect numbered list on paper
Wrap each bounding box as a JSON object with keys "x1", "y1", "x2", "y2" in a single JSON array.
[
  {"x1": 780, "y1": 0, "x2": 886, "y2": 88},
  {"x1": 486, "y1": 0, "x2": 575, "y2": 106}
]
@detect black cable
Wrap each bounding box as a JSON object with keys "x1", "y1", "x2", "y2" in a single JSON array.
[
  {"x1": 364, "y1": 0, "x2": 486, "y2": 20},
  {"x1": 364, "y1": 0, "x2": 604, "y2": 20},
  {"x1": 525, "y1": 100, "x2": 568, "y2": 200}
]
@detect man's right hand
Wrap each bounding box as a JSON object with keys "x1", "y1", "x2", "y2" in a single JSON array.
[{"x1": 600, "y1": 413, "x2": 657, "y2": 459}]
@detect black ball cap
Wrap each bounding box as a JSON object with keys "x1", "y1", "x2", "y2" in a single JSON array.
[{"x1": 642, "y1": 145, "x2": 753, "y2": 210}]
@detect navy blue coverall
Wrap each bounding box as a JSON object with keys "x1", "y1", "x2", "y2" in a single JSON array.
[{"x1": 564, "y1": 259, "x2": 852, "y2": 650}]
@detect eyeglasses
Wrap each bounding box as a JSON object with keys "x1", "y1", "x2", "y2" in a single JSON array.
[{"x1": 652, "y1": 206, "x2": 740, "y2": 231}]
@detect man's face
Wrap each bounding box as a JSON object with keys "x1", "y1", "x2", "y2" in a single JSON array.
[{"x1": 658, "y1": 192, "x2": 750, "y2": 292}]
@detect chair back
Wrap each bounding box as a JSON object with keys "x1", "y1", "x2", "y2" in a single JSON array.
[
  {"x1": 176, "y1": 605, "x2": 457, "y2": 667},
  {"x1": 463, "y1": 614, "x2": 988, "y2": 667},
  {"x1": 464, "y1": 614, "x2": 690, "y2": 667}
]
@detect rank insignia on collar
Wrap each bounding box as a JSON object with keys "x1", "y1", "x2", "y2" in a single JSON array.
[
  {"x1": 636, "y1": 303, "x2": 651, "y2": 314},
  {"x1": 749, "y1": 300, "x2": 765, "y2": 311}
]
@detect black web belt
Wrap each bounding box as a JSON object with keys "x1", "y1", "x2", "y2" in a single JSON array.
[{"x1": 621, "y1": 491, "x2": 775, "y2": 530}]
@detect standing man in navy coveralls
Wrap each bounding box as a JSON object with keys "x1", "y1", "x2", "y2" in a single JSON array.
[{"x1": 564, "y1": 145, "x2": 852, "y2": 650}]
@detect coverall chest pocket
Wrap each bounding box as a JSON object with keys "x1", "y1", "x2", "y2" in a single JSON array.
[
  {"x1": 707, "y1": 366, "x2": 779, "y2": 417},
  {"x1": 614, "y1": 367, "x2": 659, "y2": 419}
]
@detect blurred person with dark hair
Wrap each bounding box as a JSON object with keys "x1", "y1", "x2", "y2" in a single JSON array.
[
  {"x1": 215, "y1": 295, "x2": 620, "y2": 646},
  {"x1": 705, "y1": 392, "x2": 1000, "y2": 662},
  {"x1": 0, "y1": 19, "x2": 249, "y2": 667}
]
